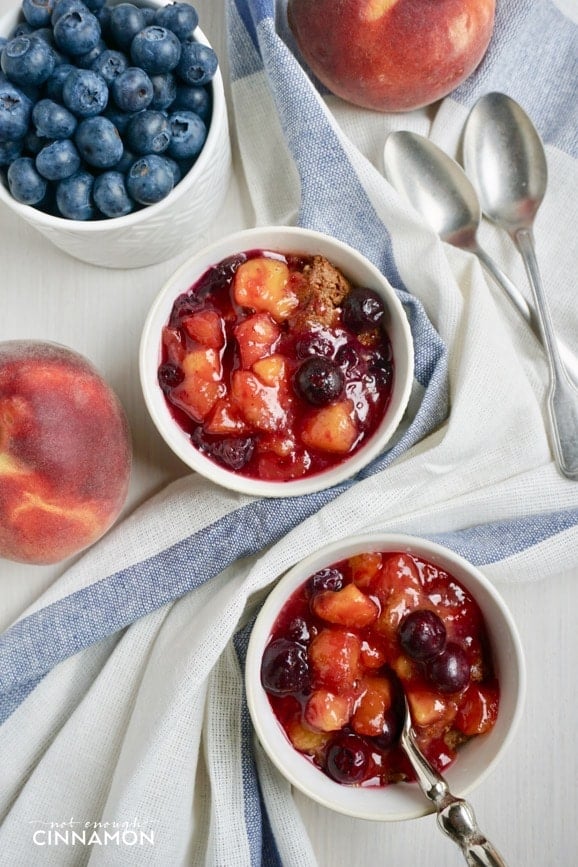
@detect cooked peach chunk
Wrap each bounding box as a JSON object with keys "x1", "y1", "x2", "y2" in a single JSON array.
[
  {"x1": 234, "y1": 312, "x2": 280, "y2": 368},
  {"x1": 286, "y1": 719, "x2": 331, "y2": 755},
  {"x1": 375, "y1": 586, "x2": 426, "y2": 641},
  {"x1": 181, "y1": 347, "x2": 222, "y2": 381},
  {"x1": 204, "y1": 398, "x2": 251, "y2": 436},
  {"x1": 352, "y1": 675, "x2": 394, "y2": 737},
  {"x1": 182, "y1": 310, "x2": 225, "y2": 349},
  {"x1": 454, "y1": 682, "x2": 499, "y2": 736},
  {"x1": 252, "y1": 354, "x2": 289, "y2": 388},
  {"x1": 170, "y1": 378, "x2": 225, "y2": 423},
  {"x1": 371, "y1": 552, "x2": 421, "y2": 601},
  {"x1": 301, "y1": 400, "x2": 358, "y2": 454},
  {"x1": 162, "y1": 326, "x2": 185, "y2": 365},
  {"x1": 406, "y1": 687, "x2": 457, "y2": 728},
  {"x1": 311, "y1": 583, "x2": 379, "y2": 629},
  {"x1": 231, "y1": 370, "x2": 288, "y2": 433},
  {"x1": 349, "y1": 551, "x2": 383, "y2": 589},
  {"x1": 305, "y1": 690, "x2": 352, "y2": 732},
  {"x1": 309, "y1": 628, "x2": 361, "y2": 692},
  {"x1": 233, "y1": 257, "x2": 299, "y2": 322}
]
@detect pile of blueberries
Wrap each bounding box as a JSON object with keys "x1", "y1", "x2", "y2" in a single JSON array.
[{"x1": 0, "y1": 0, "x2": 217, "y2": 219}]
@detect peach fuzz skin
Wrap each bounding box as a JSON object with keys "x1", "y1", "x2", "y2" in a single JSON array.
[
  {"x1": 0, "y1": 341, "x2": 132, "y2": 565},
  {"x1": 288, "y1": 0, "x2": 496, "y2": 112}
]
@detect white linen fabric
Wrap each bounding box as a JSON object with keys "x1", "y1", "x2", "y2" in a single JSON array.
[{"x1": 1, "y1": 0, "x2": 577, "y2": 864}]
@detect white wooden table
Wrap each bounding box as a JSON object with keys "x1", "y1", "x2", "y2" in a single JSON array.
[{"x1": 1, "y1": 1, "x2": 576, "y2": 864}]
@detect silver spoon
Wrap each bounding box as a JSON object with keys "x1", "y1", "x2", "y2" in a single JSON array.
[
  {"x1": 400, "y1": 694, "x2": 508, "y2": 867},
  {"x1": 463, "y1": 92, "x2": 578, "y2": 480},
  {"x1": 382, "y1": 130, "x2": 578, "y2": 387}
]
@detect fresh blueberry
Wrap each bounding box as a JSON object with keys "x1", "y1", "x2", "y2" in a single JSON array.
[
  {"x1": 62, "y1": 67, "x2": 108, "y2": 116},
  {"x1": 82, "y1": 0, "x2": 106, "y2": 10},
  {"x1": 102, "y1": 103, "x2": 133, "y2": 135},
  {"x1": 111, "y1": 66, "x2": 153, "y2": 112},
  {"x1": 0, "y1": 138, "x2": 24, "y2": 165},
  {"x1": 93, "y1": 169, "x2": 133, "y2": 217},
  {"x1": 55, "y1": 167, "x2": 94, "y2": 218},
  {"x1": 154, "y1": 3, "x2": 198, "y2": 40},
  {"x1": 22, "y1": 0, "x2": 55, "y2": 29},
  {"x1": 130, "y1": 26, "x2": 181, "y2": 75},
  {"x1": 149, "y1": 72, "x2": 176, "y2": 111},
  {"x1": 125, "y1": 109, "x2": 169, "y2": 154},
  {"x1": 9, "y1": 22, "x2": 34, "y2": 39},
  {"x1": 51, "y1": 0, "x2": 88, "y2": 26},
  {"x1": 1, "y1": 36, "x2": 56, "y2": 87},
  {"x1": 176, "y1": 41, "x2": 217, "y2": 86},
  {"x1": 90, "y1": 48, "x2": 127, "y2": 85},
  {"x1": 6, "y1": 155, "x2": 47, "y2": 203},
  {"x1": 109, "y1": 3, "x2": 146, "y2": 49},
  {"x1": 0, "y1": 81, "x2": 32, "y2": 142},
  {"x1": 167, "y1": 109, "x2": 206, "y2": 159},
  {"x1": 32, "y1": 98, "x2": 77, "y2": 138},
  {"x1": 44, "y1": 62, "x2": 75, "y2": 101},
  {"x1": 126, "y1": 153, "x2": 174, "y2": 204},
  {"x1": 23, "y1": 128, "x2": 46, "y2": 154},
  {"x1": 96, "y1": 4, "x2": 111, "y2": 38},
  {"x1": 110, "y1": 146, "x2": 134, "y2": 173},
  {"x1": 28, "y1": 26, "x2": 56, "y2": 46},
  {"x1": 75, "y1": 115, "x2": 123, "y2": 167},
  {"x1": 163, "y1": 154, "x2": 181, "y2": 185},
  {"x1": 172, "y1": 83, "x2": 210, "y2": 120},
  {"x1": 76, "y1": 37, "x2": 106, "y2": 68},
  {"x1": 53, "y1": 9, "x2": 101, "y2": 56},
  {"x1": 141, "y1": 7, "x2": 156, "y2": 26},
  {"x1": 36, "y1": 138, "x2": 80, "y2": 179}
]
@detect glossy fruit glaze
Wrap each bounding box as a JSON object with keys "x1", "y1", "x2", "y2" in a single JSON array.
[
  {"x1": 158, "y1": 249, "x2": 395, "y2": 481},
  {"x1": 261, "y1": 550, "x2": 500, "y2": 787}
]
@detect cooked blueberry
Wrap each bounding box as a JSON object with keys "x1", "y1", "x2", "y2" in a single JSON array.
[
  {"x1": 154, "y1": 2, "x2": 199, "y2": 40},
  {"x1": 126, "y1": 153, "x2": 174, "y2": 204},
  {"x1": 111, "y1": 66, "x2": 153, "y2": 112},
  {"x1": 62, "y1": 67, "x2": 108, "y2": 116},
  {"x1": 7, "y1": 155, "x2": 47, "y2": 203},
  {"x1": 325, "y1": 733, "x2": 371, "y2": 785},
  {"x1": 171, "y1": 83, "x2": 211, "y2": 120},
  {"x1": 130, "y1": 26, "x2": 181, "y2": 75},
  {"x1": 75, "y1": 115, "x2": 123, "y2": 167},
  {"x1": 53, "y1": 9, "x2": 101, "y2": 56},
  {"x1": 307, "y1": 567, "x2": 344, "y2": 595},
  {"x1": 1, "y1": 35, "x2": 56, "y2": 87},
  {"x1": 0, "y1": 81, "x2": 32, "y2": 142},
  {"x1": 342, "y1": 287, "x2": 385, "y2": 333},
  {"x1": 149, "y1": 72, "x2": 176, "y2": 110},
  {"x1": 90, "y1": 48, "x2": 127, "y2": 84},
  {"x1": 36, "y1": 138, "x2": 80, "y2": 179},
  {"x1": 32, "y1": 98, "x2": 77, "y2": 139},
  {"x1": 176, "y1": 41, "x2": 217, "y2": 86},
  {"x1": 44, "y1": 62, "x2": 75, "y2": 101},
  {"x1": 398, "y1": 610, "x2": 447, "y2": 661},
  {"x1": 295, "y1": 332, "x2": 333, "y2": 360},
  {"x1": 335, "y1": 344, "x2": 361, "y2": 375},
  {"x1": 55, "y1": 168, "x2": 94, "y2": 219},
  {"x1": 93, "y1": 170, "x2": 133, "y2": 217},
  {"x1": 260, "y1": 638, "x2": 309, "y2": 696},
  {"x1": 22, "y1": 0, "x2": 55, "y2": 29},
  {"x1": 372, "y1": 707, "x2": 403, "y2": 750},
  {"x1": 166, "y1": 109, "x2": 206, "y2": 159},
  {"x1": 287, "y1": 617, "x2": 311, "y2": 643},
  {"x1": 125, "y1": 110, "x2": 170, "y2": 155},
  {"x1": 157, "y1": 361, "x2": 184, "y2": 392},
  {"x1": 0, "y1": 138, "x2": 23, "y2": 165},
  {"x1": 426, "y1": 642, "x2": 470, "y2": 692},
  {"x1": 109, "y1": 2, "x2": 145, "y2": 49},
  {"x1": 367, "y1": 347, "x2": 394, "y2": 389},
  {"x1": 191, "y1": 427, "x2": 256, "y2": 470},
  {"x1": 295, "y1": 357, "x2": 344, "y2": 406}
]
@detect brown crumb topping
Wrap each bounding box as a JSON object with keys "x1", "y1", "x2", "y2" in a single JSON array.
[{"x1": 290, "y1": 255, "x2": 351, "y2": 330}]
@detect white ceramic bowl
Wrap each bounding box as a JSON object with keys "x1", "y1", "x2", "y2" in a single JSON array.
[
  {"x1": 0, "y1": 1, "x2": 232, "y2": 268},
  {"x1": 139, "y1": 225, "x2": 414, "y2": 497},
  {"x1": 245, "y1": 533, "x2": 526, "y2": 821}
]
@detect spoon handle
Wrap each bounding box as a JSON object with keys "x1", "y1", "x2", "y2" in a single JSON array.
[
  {"x1": 514, "y1": 228, "x2": 578, "y2": 480},
  {"x1": 401, "y1": 726, "x2": 508, "y2": 867}
]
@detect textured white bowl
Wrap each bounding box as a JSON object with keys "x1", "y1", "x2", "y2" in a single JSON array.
[
  {"x1": 245, "y1": 534, "x2": 526, "y2": 821},
  {"x1": 0, "y1": 1, "x2": 232, "y2": 268},
  {"x1": 140, "y1": 226, "x2": 414, "y2": 497}
]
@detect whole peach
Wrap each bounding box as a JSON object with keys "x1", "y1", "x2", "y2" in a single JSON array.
[
  {"x1": 0, "y1": 341, "x2": 132, "y2": 565},
  {"x1": 288, "y1": 0, "x2": 496, "y2": 112}
]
